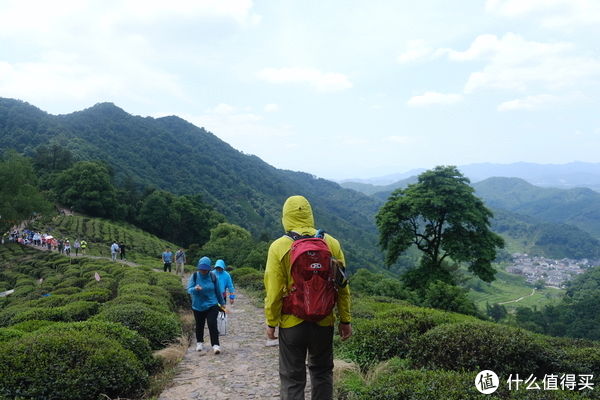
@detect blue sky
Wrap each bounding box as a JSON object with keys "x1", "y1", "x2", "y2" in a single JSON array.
[{"x1": 1, "y1": 0, "x2": 599, "y2": 180}]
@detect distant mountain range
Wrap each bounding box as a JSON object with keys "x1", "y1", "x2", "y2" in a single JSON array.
[
  {"x1": 3, "y1": 97, "x2": 600, "y2": 263},
  {"x1": 0, "y1": 98, "x2": 383, "y2": 271},
  {"x1": 341, "y1": 162, "x2": 600, "y2": 192}
]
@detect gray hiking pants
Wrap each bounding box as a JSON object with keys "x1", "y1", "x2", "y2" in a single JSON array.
[{"x1": 279, "y1": 321, "x2": 334, "y2": 400}]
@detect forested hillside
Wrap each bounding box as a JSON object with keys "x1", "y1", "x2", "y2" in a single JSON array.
[{"x1": 0, "y1": 98, "x2": 383, "y2": 271}]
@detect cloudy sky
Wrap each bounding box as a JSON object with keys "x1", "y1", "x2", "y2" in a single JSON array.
[{"x1": 1, "y1": 0, "x2": 599, "y2": 180}]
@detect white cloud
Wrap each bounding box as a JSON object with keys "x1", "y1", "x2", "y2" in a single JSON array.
[
  {"x1": 0, "y1": 58, "x2": 184, "y2": 111},
  {"x1": 448, "y1": 33, "x2": 600, "y2": 94},
  {"x1": 398, "y1": 40, "x2": 434, "y2": 64},
  {"x1": 497, "y1": 94, "x2": 562, "y2": 111},
  {"x1": 385, "y1": 136, "x2": 413, "y2": 144},
  {"x1": 264, "y1": 103, "x2": 279, "y2": 112},
  {"x1": 486, "y1": 0, "x2": 600, "y2": 27},
  {"x1": 258, "y1": 67, "x2": 352, "y2": 92},
  {"x1": 0, "y1": 0, "x2": 259, "y2": 37},
  {"x1": 210, "y1": 103, "x2": 236, "y2": 114},
  {"x1": 407, "y1": 92, "x2": 462, "y2": 107}
]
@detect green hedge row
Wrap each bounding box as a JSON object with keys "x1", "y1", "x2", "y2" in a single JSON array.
[{"x1": 0, "y1": 243, "x2": 188, "y2": 399}]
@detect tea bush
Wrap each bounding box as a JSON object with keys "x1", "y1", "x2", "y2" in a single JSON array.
[
  {"x1": 0, "y1": 327, "x2": 23, "y2": 342},
  {"x1": 93, "y1": 303, "x2": 180, "y2": 349},
  {"x1": 409, "y1": 322, "x2": 557, "y2": 375},
  {"x1": 335, "y1": 363, "x2": 585, "y2": 400},
  {"x1": 37, "y1": 320, "x2": 159, "y2": 372},
  {"x1": 10, "y1": 301, "x2": 100, "y2": 324},
  {"x1": 10, "y1": 319, "x2": 55, "y2": 333},
  {"x1": 337, "y1": 303, "x2": 478, "y2": 370},
  {"x1": 230, "y1": 268, "x2": 264, "y2": 291},
  {"x1": 104, "y1": 294, "x2": 172, "y2": 313},
  {"x1": 0, "y1": 330, "x2": 147, "y2": 400}
]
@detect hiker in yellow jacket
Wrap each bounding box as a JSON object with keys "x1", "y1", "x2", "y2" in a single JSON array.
[{"x1": 264, "y1": 195, "x2": 352, "y2": 400}]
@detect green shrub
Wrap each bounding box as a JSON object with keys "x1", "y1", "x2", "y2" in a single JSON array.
[
  {"x1": 84, "y1": 276, "x2": 118, "y2": 292},
  {"x1": 105, "y1": 294, "x2": 172, "y2": 313},
  {"x1": 233, "y1": 269, "x2": 264, "y2": 291},
  {"x1": 350, "y1": 296, "x2": 409, "y2": 319},
  {"x1": 0, "y1": 327, "x2": 23, "y2": 342},
  {"x1": 337, "y1": 317, "x2": 432, "y2": 370},
  {"x1": 10, "y1": 319, "x2": 56, "y2": 333},
  {"x1": 51, "y1": 286, "x2": 81, "y2": 295},
  {"x1": 54, "y1": 276, "x2": 87, "y2": 289},
  {"x1": 335, "y1": 365, "x2": 584, "y2": 400},
  {"x1": 119, "y1": 283, "x2": 172, "y2": 303},
  {"x1": 67, "y1": 288, "x2": 113, "y2": 303},
  {"x1": 0, "y1": 330, "x2": 147, "y2": 400},
  {"x1": 153, "y1": 273, "x2": 189, "y2": 308},
  {"x1": 38, "y1": 320, "x2": 159, "y2": 372},
  {"x1": 11, "y1": 284, "x2": 35, "y2": 298},
  {"x1": 337, "y1": 305, "x2": 476, "y2": 370},
  {"x1": 10, "y1": 301, "x2": 100, "y2": 324},
  {"x1": 557, "y1": 347, "x2": 600, "y2": 375},
  {"x1": 229, "y1": 267, "x2": 260, "y2": 279},
  {"x1": 118, "y1": 269, "x2": 152, "y2": 286},
  {"x1": 93, "y1": 303, "x2": 181, "y2": 349},
  {"x1": 409, "y1": 322, "x2": 557, "y2": 375},
  {"x1": 0, "y1": 306, "x2": 28, "y2": 327}
]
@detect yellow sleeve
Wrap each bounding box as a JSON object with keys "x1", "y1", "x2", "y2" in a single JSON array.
[
  {"x1": 326, "y1": 235, "x2": 352, "y2": 324},
  {"x1": 264, "y1": 240, "x2": 286, "y2": 327}
]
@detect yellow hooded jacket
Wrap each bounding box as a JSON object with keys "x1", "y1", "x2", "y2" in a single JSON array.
[{"x1": 264, "y1": 195, "x2": 351, "y2": 328}]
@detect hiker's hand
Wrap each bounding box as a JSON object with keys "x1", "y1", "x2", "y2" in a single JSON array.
[
  {"x1": 195, "y1": 285, "x2": 202, "y2": 291},
  {"x1": 266, "y1": 326, "x2": 277, "y2": 340},
  {"x1": 339, "y1": 323, "x2": 352, "y2": 341}
]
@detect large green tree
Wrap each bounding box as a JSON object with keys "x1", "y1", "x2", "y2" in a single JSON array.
[
  {"x1": 52, "y1": 161, "x2": 119, "y2": 218},
  {"x1": 0, "y1": 151, "x2": 52, "y2": 232},
  {"x1": 376, "y1": 166, "x2": 504, "y2": 289}
]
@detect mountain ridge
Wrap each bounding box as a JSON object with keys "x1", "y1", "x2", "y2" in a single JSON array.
[{"x1": 0, "y1": 97, "x2": 383, "y2": 271}]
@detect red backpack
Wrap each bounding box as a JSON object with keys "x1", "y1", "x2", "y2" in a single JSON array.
[{"x1": 282, "y1": 230, "x2": 338, "y2": 322}]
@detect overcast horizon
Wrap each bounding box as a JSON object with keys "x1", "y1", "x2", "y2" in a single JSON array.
[{"x1": 1, "y1": 1, "x2": 599, "y2": 180}]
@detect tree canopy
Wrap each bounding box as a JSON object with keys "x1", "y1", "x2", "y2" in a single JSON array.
[
  {"x1": 375, "y1": 166, "x2": 504, "y2": 289},
  {"x1": 53, "y1": 161, "x2": 118, "y2": 218},
  {"x1": 0, "y1": 151, "x2": 52, "y2": 232}
]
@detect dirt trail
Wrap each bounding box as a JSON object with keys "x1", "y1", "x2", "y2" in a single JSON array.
[
  {"x1": 158, "y1": 290, "x2": 296, "y2": 400},
  {"x1": 498, "y1": 288, "x2": 536, "y2": 305}
]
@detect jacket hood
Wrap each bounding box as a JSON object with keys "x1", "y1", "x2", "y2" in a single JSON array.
[{"x1": 282, "y1": 195, "x2": 315, "y2": 234}]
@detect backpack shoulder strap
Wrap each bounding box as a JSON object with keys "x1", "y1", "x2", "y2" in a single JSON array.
[{"x1": 286, "y1": 229, "x2": 326, "y2": 241}]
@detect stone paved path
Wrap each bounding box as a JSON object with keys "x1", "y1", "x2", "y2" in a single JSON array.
[{"x1": 158, "y1": 290, "x2": 290, "y2": 400}]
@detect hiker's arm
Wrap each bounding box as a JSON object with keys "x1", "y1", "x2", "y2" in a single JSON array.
[
  {"x1": 264, "y1": 242, "x2": 284, "y2": 328},
  {"x1": 330, "y1": 238, "x2": 352, "y2": 325},
  {"x1": 186, "y1": 275, "x2": 196, "y2": 294},
  {"x1": 228, "y1": 274, "x2": 236, "y2": 301}
]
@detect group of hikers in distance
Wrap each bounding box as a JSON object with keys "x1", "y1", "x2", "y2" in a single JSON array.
[
  {"x1": 4, "y1": 229, "x2": 88, "y2": 256},
  {"x1": 186, "y1": 195, "x2": 352, "y2": 400}
]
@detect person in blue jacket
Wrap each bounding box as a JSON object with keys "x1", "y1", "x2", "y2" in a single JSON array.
[
  {"x1": 214, "y1": 259, "x2": 236, "y2": 305},
  {"x1": 187, "y1": 256, "x2": 225, "y2": 354}
]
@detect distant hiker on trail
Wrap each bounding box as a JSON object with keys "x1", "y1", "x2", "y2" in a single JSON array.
[
  {"x1": 73, "y1": 239, "x2": 80, "y2": 256},
  {"x1": 80, "y1": 239, "x2": 87, "y2": 255},
  {"x1": 175, "y1": 248, "x2": 186, "y2": 276},
  {"x1": 64, "y1": 240, "x2": 71, "y2": 256},
  {"x1": 264, "y1": 195, "x2": 352, "y2": 400},
  {"x1": 214, "y1": 259, "x2": 236, "y2": 305},
  {"x1": 119, "y1": 243, "x2": 126, "y2": 260},
  {"x1": 188, "y1": 256, "x2": 225, "y2": 355},
  {"x1": 162, "y1": 248, "x2": 173, "y2": 272},
  {"x1": 57, "y1": 239, "x2": 64, "y2": 254},
  {"x1": 110, "y1": 241, "x2": 120, "y2": 262}
]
